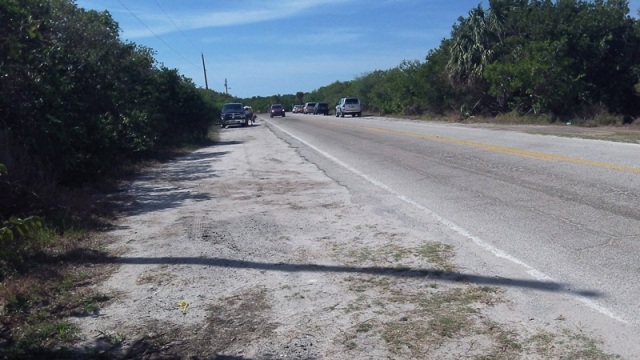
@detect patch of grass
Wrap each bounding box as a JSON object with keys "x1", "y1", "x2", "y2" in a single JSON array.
[
  {"x1": 17, "y1": 320, "x2": 80, "y2": 346},
  {"x1": 414, "y1": 242, "x2": 455, "y2": 271},
  {"x1": 356, "y1": 320, "x2": 374, "y2": 333},
  {"x1": 478, "y1": 324, "x2": 620, "y2": 359},
  {"x1": 344, "y1": 340, "x2": 357, "y2": 350},
  {"x1": 518, "y1": 331, "x2": 560, "y2": 358},
  {"x1": 136, "y1": 269, "x2": 176, "y2": 286},
  {"x1": 558, "y1": 330, "x2": 620, "y2": 359},
  {"x1": 381, "y1": 319, "x2": 438, "y2": 356},
  {"x1": 343, "y1": 242, "x2": 455, "y2": 272},
  {"x1": 428, "y1": 313, "x2": 471, "y2": 338},
  {"x1": 379, "y1": 244, "x2": 411, "y2": 262},
  {"x1": 338, "y1": 277, "x2": 503, "y2": 356},
  {"x1": 344, "y1": 294, "x2": 371, "y2": 313},
  {"x1": 350, "y1": 280, "x2": 612, "y2": 358},
  {"x1": 346, "y1": 247, "x2": 375, "y2": 263},
  {"x1": 344, "y1": 275, "x2": 392, "y2": 293},
  {"x1": 75, "y1": 293, "x2": 110, "y2": 316},
  {"x1": 479, "y1": 322, "x2": 524, "y2": 357},
  {"x1": 335, "y1": 239, "x2": 618, "y2": 358},
  {"x1": 0, "y1": 236, "x2": 115, "y2": 359},
  {"x1": 419, "y1": 286, "x2": 500, "y2": 311}
]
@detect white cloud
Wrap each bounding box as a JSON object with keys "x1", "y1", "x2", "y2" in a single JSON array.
[{"x1": 121, "y1": 0, "x2": 352, "y2": 39}]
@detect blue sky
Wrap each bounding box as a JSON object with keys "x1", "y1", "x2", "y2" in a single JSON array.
[{"x1": 75, "y1": 0, "x2": 640, "y2": 98}]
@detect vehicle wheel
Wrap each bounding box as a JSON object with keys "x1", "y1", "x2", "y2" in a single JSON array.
[
  {"x1": 352, "y1": 114, "x2": 355, "y2": 117},
  {"x1": 357, "y1": 112, "x2": 362, "y2": 117},
  {"x1": 336, "y1": 112, "x2": 339, "y2": 117},
  {"x1": 340, "y1": 112, "x2": 345, "y2": 118},
  {"x1": 282, "y1": 114, "x2": 285, "y2": 117},
  {"x1": 270, "y1": 114, "x2": 273, "y2": 118},
  {"x1": 220, "y1": 123, "x2": 224, "y2": 128}
]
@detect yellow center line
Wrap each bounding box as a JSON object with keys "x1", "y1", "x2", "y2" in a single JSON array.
[{"x1": 333, "y1": 122, "x2": 640, "y2": 174}]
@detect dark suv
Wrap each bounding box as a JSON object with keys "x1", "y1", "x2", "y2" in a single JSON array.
[
  {"x1": 221, "y1": 102, "x2": 249, "y2": 127},
  {"x1": 313, "y1": 102, "x2": 329, "y2": 115}
]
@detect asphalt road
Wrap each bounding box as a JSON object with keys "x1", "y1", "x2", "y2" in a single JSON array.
[{"x1": 264, "y1": 113, "x2": 640, "y2": 328}]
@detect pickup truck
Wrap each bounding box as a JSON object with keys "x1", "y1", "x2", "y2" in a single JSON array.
[{"x1": 220, "y1": 102, "x2": 249, "y2": 128}]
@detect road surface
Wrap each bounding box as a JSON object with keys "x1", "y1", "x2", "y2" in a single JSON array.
[{"x1": 267, "y1": 113, "x2": 640, "y2": 327}]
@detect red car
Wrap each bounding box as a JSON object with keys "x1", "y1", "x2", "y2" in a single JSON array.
[{"x1": 270, "y1": 104, "x2": 285, "y2": 118}]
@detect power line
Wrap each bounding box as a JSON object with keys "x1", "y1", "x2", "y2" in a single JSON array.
[
  {"x1": 115, "y1": 0, "x2": 199, "y2": 68},
  {"x1": 152, "y1": 0, "x2": 201, "y2": 53}
]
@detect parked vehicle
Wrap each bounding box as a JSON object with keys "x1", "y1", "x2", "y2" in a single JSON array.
[
  {"x1": 293, "y1": 105, "x2": 304, "y2": 113},
  {"x1": 313, "y1": 102, "x2": 329, "y2": 115},
  {"x1": 270, "y1": 104, "x2": 285, "y2": 117},
  {"x1": 335, "y1": 97, "x2": 362, "y2": 117},
  {"x1": 221, "y1": 102, "x2": 250, "y2": 127},
  {"x1": 303, "y1": 102, "x2": 316, "y2": 114}
]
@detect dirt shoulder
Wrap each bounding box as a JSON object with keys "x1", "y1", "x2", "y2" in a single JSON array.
[
  {"x1": 71, "y1": 118, "x2": 637, "y2": 359},
  {"x1": 455, "y1": 121, "x2": 640, "y2": 143}
]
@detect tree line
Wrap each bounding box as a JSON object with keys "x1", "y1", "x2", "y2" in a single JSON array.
[
  {"x1": 248, "y1": 0, "x2": 640, "y2": 124},
  {"x1": 0, "y1": 0, "x2": 233, "y2": 219}
]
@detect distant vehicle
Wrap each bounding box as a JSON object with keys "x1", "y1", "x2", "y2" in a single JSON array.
[
  {"x1": 221, "y1": 102, "x2": 249, "y2": 127},
  {"x1": 293, "y1": 105, "x2": 304, "y2": 113},
  {"x1": 336, "y1": 97, "x2": 361, "y2": 117},
  {"x1": 270, "y1": 104, "x2": 285, "y2": 118},
  {"x1": 303, "y1": 102, "x2": 316, "y2": 114},
  {"x1": 313, "y1": 102, "x2": 329, "y2": 115}
]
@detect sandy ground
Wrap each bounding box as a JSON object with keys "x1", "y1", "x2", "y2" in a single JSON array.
[{"x1": 71, "y1": 117, "x2": 639, "y2": 359}]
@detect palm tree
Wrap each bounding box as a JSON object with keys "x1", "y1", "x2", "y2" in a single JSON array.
[{"x1": 447, "y1": 5, "x2": 502, "y2": 86}]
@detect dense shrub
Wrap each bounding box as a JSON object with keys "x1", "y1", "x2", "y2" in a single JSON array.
[{"x1": 0, "y1": 0, "x2": 222, "y2": 218}]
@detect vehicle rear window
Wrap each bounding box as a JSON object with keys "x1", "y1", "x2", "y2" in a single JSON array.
[
  {"x1": 224, "y1": 104, "x2": 243, "y2": 110},
  {"x1": 345, "y1": 98, "x2": 359, "y2": 104}
]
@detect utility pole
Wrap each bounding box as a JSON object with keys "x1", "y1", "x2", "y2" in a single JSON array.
[
  {"x1": 201, "y1": 53, "x2": 208, "y2": 90},
  {"x1": 224, "y1": 78, "x2": 229, "y2": 95}
]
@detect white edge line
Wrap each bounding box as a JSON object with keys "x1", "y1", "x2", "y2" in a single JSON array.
[{"x1": 267, "y1": 120, "x2": 628, "y2": 324}]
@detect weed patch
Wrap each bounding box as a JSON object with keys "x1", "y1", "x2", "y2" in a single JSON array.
[
  {"x1": 0, "y1": 234, "x2": 115, "y2": 359},
  {"x1": 335, "y1": 240, "x2": 617, "y2": 359},
  {"x1": 415, "y1": 243, "x2": 455, "y2": 272}
]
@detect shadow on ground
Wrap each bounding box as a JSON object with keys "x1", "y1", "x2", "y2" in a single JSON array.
[{"x1": 62, "y1": 250, "x2": 601, "y2": 298}]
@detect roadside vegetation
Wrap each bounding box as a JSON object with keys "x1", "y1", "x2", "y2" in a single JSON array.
[
  {"x1": 247, "y1": 0, "x2": 640, "y2": 129},
  {"x1": 1, "y1": 0, "x2": 231, "y2": 357},
  {"x1": 2, "y1": 0, "x2": 640, "y2": 358}
]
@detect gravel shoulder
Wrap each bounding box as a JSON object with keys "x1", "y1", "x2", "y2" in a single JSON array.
[{"x1": 72, "y1": 117, "x2": 639, "y2": 359}]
